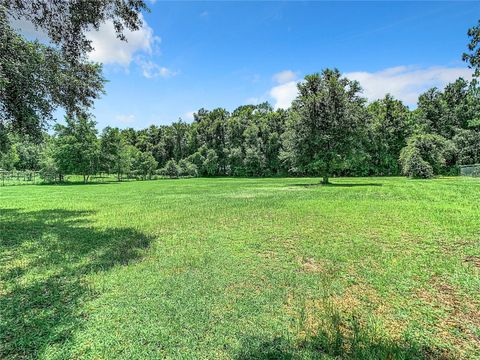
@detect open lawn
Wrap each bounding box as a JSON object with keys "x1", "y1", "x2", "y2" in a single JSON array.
[{"x1": 1, "y1": 177, "x2": 479, "y2": 359}]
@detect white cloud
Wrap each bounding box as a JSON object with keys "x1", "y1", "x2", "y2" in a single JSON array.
[
  {"x1": 268, "y1": 65, "x2": 473, "y2": 110},
  {"x1": 10, "y1": 13, "x2": 174, "y2": 80},
  {"x1": 270, "y1": 80, "x2": 299, "y2": 109},
  {"x1": 86, "y1": 14, "x2": 160, "y2": 67},
  {"x1": 115, "y1": 114, "x2": 136, "y2": 124},
  {"x1": 136, "y1": 58, "x2": 177, "y2": 78},
  {"x1": 345, "y1": 65, "x2": 473, "y2": 106},
  {"x1": 272, "y1": 70, "x2": 297, "y2": 84},
  {"x1": 183, "y1": 111, "x2": 196, "y2": 121}
]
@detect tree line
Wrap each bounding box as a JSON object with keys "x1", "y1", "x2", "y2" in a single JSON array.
[{"x1": 1, "y1": 70, "x2": 479, "y2": 183}]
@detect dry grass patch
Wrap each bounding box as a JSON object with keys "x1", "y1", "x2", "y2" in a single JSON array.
[
  {"x1": 464, "y1": 255, "x2": 480, "y2": 268},
  {"x1": 415, "y1": 277, "x2": 480, "y2": 358},
  {"x1": 297, "y1": 256, "x2": 329, "y2": 273}
]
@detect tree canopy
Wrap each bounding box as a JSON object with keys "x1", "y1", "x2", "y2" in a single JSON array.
[
  {"x1": 283, "y1": 69, "x2": 366, "y2": 184},
  {"x1": 2, "y1": 72, "x2": 480, "y2": 183},
  {"x1": 464, "y1": 19, "x2": 480, "y2": 76},
  {"x1": 0, "y1": 0, "x2": 147, "y2": 141}
]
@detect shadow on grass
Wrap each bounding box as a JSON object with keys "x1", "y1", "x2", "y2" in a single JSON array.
[
  {"x1": 38, "y1": 181, "x2": 121, "y2": 186},
  {"x1": 235, "y1": 323, "x2": 452, "y2": 360},
  {"x1": 0, "y1": 208, "x2": 153, "y2": 359},
  {"x1": 235, "y1": 296, "x2": 453, "y2": 360},
  {"x1": 288, "y1": 182, "x2": 383, "y2": 188}
]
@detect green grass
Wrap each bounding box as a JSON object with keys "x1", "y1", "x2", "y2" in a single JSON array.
[{"x1": 1, "y1": 177, "x2": 479, "y2": 359}]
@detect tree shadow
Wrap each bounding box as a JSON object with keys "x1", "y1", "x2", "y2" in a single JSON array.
[
  {"x1": 0, "y1": 208, "x2": 154, "y2": 358},
  {"x1": 235, "y1": 329, "x2": 453, "y2": 360},
  {"x1": 38, "y1": 181, "x2": 121, "y2": 186},
  {"x1": 288, "y1": 182, "x2": 383, "y2": 188},
  {"x1": 235, "y1": 306, "x2": 453, "y2": 360}
]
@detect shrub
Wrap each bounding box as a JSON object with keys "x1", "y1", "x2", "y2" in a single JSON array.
[
  {"x1": 163, "y1": 159, "x2": 179, "y2": 178},
  {"x1": 400, "y1": 149, "x2": 434, "y2": 179},
  {"x1": 400, "y1": 134, "x2": 453, "y2": 178},
  {"x1": 177, "y1": 159, "x2": 188, "y2": 176},
  {"x1": 185, "y1": 163, "x2": 198, "y2": 177},
  {"x1": 132, "y1": 151, "x2": 157, "y2": 180},
  {"x1": 453, "y1": 129, "x2": 480, "y2": 165},
  {"x1": 203, "y1": 149, "x2": 218, "y2": 176},
  {"x1": 178, "y1": 159, "x2": 198, "y2": 177},
  {"x1": 39, "y1": 157, "x2": 60, "y2": 182}
]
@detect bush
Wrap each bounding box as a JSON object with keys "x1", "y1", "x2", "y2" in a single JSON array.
[
  {"x1": 132, "y1": 151, "x2": 158, "y2": 180},
  {"x1": 453, "y1": 129, "x2": 480, "y2": 165},
  {"x1": 400, "y1": 134, "x2": 452, "y2": 179},
  {"x1": 163, "y1": 159, "x2": 179, "y2": 178},
  {"x1": 39, "y1": 157, "x2": 60, "y2": 182},
  {"x1": 400, "y1": 149, "x2": 434, "y2": 178},
  {"x1": 203, "y1": 149, "x2": 218, "y2": 176},
  {"x1": 178, "y1": 159, "x2": 197, "y2": 177}
]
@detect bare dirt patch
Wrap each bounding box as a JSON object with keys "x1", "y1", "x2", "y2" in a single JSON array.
[
  {"x1": 464, "y1": 255, "x2": 480, "y2": 268},
  {"x1": 297, "y1": 257, "x2": 328, "y2": 273}
]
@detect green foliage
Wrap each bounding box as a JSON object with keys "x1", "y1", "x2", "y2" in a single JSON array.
[
  {"x1": 400, "y1": 149, "x2": 434, "y2": 179},
  {"x1": 3, "y1": 74, "x2": 480, "y2": 182},
  {"x1": 244, "y1": 146, "x2": 264, "y2": 177},
  {"x1": 163, "y1": 159, "x2": 180, "y2": 178},
  {"x1": 464, "y1": 19, "x2": 480, "y2": 76},
  {"x1": 187, "y1": 149, "x2": 206, "y2": 174},
  {"x1": 0, "y1": 11, "x2": 105, "y2": 139},
  {"x1": 100, "y1": 127, "x2": 132, "y2": 180},
  {"x1": 1, "y1": 1, "x2": 149, "y2": 140},
  {"x1": 203, "y1": 149, "x2": 219, "y2": 176},
  {"x1": 285, "y1": 69, "x2": 366, "y2": 183},
  {"x1": 414, "y1": 79, "x2": 480, "y2": 138},
  {"x1": 0, "y1": 142, "x2": 18, "y2": 170},
  {"x1": 132, "y1": 150, "x2": 157, "y2": 180},
  {"x1": 4, "y1": 0, "x2": 149, "y2": 61},
  {"x1": 228, "y1": 147, "x2": 245, "y2": 176},
  {"x1": 178, "y1": 159, "x2": 198, "y2": 177},
  {"x1": 14, "y1": 137, "x2": 43, "y2": 171},
  {"x1": 53, "y1": 116, "x2": 99, "y2": 182},
  {"x1": 38, "y1": 137, "x2": 60, "y2": 182},
  {"x1": 39, "y1": 156, "x2": 59, "y2": 183},
  {"x1": 0, "y1": 123, "x2": 9, "y2": 154},
  {"x1": 365, "y1": 94, "x2": 412, "y2": 175},
  {"x1": 400, "y1": 134, "x2": 454, "y2": 178},
  {"x1": 453, "y1": 128, "x2": 480, "y2": 165}
]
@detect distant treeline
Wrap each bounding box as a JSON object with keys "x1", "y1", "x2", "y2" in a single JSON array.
[{"x1": 1, "y1": 71, "x2": 479, "y2": 183}]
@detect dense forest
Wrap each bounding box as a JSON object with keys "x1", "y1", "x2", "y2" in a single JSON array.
[{"x1": 1, "y1": 70, "x2": 479, "y2": 183}]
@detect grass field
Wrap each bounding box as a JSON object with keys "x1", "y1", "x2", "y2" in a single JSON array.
[{"x1": 1, "y1": 177, "x2": 479, "y2": 359}]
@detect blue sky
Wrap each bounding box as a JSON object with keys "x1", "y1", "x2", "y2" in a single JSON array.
[{"x1": 71, "y1": 2, "x2": 480, "y2": 129}]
